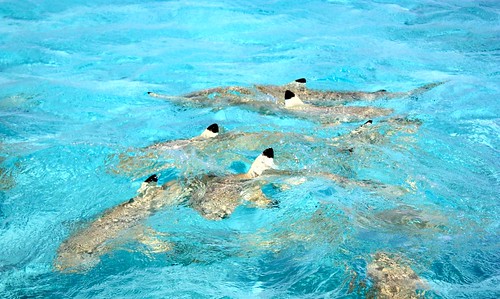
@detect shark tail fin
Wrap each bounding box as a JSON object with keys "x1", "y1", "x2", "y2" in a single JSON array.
[
  {"x1": 148, "y1": 92, "x2": 173, "y2": 99},
  {"x1": 407, "y1": 81, "x2": 446, "y2": 97},
  {"x1": 147, "y1": 92, "x2": 192, "y2": 102}
]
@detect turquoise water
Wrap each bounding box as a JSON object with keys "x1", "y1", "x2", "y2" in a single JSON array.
[{"x1": 0, "y1": 0, "x2": 499, "y2": 298}]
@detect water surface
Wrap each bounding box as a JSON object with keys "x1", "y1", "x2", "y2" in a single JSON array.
[{"x1": 0, "y1": 0, "x2": 499, "y2": 298}]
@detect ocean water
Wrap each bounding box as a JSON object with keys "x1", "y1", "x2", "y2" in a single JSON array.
[{"x1": 0, "y1": 0, "x2": 499, "y2": 298}]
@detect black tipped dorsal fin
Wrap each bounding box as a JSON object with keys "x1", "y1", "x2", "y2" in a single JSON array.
[
  {"x1": 295, "y1": 78, "x2": 306, "y2": 83},
  {"x1": 207, "y1": 123, "x2": 219, "y2": 133},
  {"x1": 137, "y1": 174, "x2": 159, "y2": 194},
  {"x1": 144, "y1": 174, "x2": 158, "y2": 183},
  {"x1": 364, "y1": 120, "x2": 373, "y2": 125},
  {"x1": 263, "y1": 148, "x2": 274, "y2": 159},
  {"x1": 246, "y1": 148, "x2": 276, "y2": 177},
  {"x1": 284, "y1": 90, "x2": 295, "y2": 100},
  {"x1": 199, "y1": 123, "x2": 219, "y2": 138}
]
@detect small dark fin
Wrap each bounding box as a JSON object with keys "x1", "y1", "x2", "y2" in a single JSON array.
[
  {"x1": 207, "y1": 123, "x2": 219, "y2": 133},
  {"x1": 376, "y1": 89, "x2": 387, "y2": 93},
  {"x1": 284, "y1": 90, "x2": 295, "y2": 100},
  {"x1": 364, "y1": 120, "x2": 373, "y2": 125},
  {"x1": 147, "y1": 91, "x2": 152, "y2": 94},
  {"x1": 145, "y1": 174, "x2": 158, "y2": 183},
  {"x1": 270, "y1": 199, "x2": 280, "y2": 208},
  {"x1": 128, "y1": 198, "x2": 135, "y2": 204},
  {"x1": 263, "y1": 148, "x2": 274, "y2": 159},
  {"x1": 295, "y1": 78, "x2": 306, "y2": 83}
]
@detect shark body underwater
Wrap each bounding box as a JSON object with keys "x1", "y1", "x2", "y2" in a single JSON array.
[
  {"x1": 365, "y1": 252, "x2": 427, "y2": 298},
  {"x1": 111, "y1": 117, "x2": 420, "y2": 181},
  {"x1": 111, "y1": 123, "x2": 353, "y2": 178},
  {"x1": 149, "y1": 78, "x2": 443, "y2": 107},
  {"x1": 57, "y1": 144, "x2": 409, "y2": 272},
  {"x1": 54, "y1": 148, "x2": 277, "y2": 272},
  {"x1": 148, "y1": 78, "x2": 443, "y2": 124}
]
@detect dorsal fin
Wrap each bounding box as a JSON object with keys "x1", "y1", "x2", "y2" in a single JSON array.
[
  {"x1": 207, "y1": 123, "x2": 219, "y2": 133},
  {"x1": 285, "y1": 90, "x2": 295, "y2": 100},
  {"x1": 246, "y1": 148, "x2": 276, "y2": 178},
  {"x1": 137, "y1": 174, "x2": 159, "y2": 194},
  {"x1": 284, "y1": 90, "x2": 304, "y2": 107},
  {"x1": 351, "y1": 120, "x2": 373, "y2": 135},
  {"x1": 287, "y1": 78, "x2": 306, "y2": 89},
  {"x1": 199, "y1": 123, "x2": 220, "y2": 138},
  {"x1": 145, "y1": 174, "x2": 158, "y2": 183},
  {"x1": 263, "y1": 148, "x2": 274, "y2": 159}
]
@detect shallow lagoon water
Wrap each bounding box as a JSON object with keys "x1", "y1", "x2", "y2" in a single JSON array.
[{"x1": 0, "y1": 0, "x2": 499, "y2": 298}]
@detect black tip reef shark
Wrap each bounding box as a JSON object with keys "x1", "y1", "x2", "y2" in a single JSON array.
[
  {"x1": 148, "y1": 123, "x2": 220, "y2": 151},
  {"x1": 111, "y1": 123, "x2": 356, "y2": 179},
  {"x1": 54, "y1": 174, "x2": 183, "y2": 273},
  {"x1": 187, "y1": 147, "x2": 276, "y2": 220},
  {"x1": 366, "y1": 252, "x2": 427, "y2": 298},
  {"x1": 148, "y1": 78, "x2": 444, "y2": 109},
  {"x1": 280, "y1": 90, "x2": 393, "y2": 124},
  {"x1": 55, "y1": 148, "x2": 276, "y2": 272},
  {"x1": 111, "y1": 123, "x2": 221, "y2": 177},
  {"x1": 258, "y1": 78, "x2": 445, "y2": 106},
  {"x1": 330, "y1": 116, "x2": 423, "y2": 148}
]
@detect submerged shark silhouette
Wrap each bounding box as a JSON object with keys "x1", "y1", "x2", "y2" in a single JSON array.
[
  {"x1": 331, "y1": 117, "x2": 422, "y2": 146},
  {"x1": 110, "y1": 122, "x2": 358, "y2": 180},
  {"x1": 366, "y1": 252, "x2": 427, "y2": 298},
  {"x1": 148, "y1": 79, "x2": 443, "y2": 124},
  {"x1": 111, "y1": 116, "x2": 423, "y2": 183},
  {"x1": 149, "y1": 78, "x2": 443, "y2": 108},
  {"x1": 279, "y1": 90, "x2": 393, "y2": 124},
  {"x1": 55, "y1": 148, "x2": 276, "y2": 272}
]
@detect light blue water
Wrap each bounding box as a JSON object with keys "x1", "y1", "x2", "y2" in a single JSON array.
[{"x1": 0, "y1": 0, "x2": 499, "y2": 298}]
